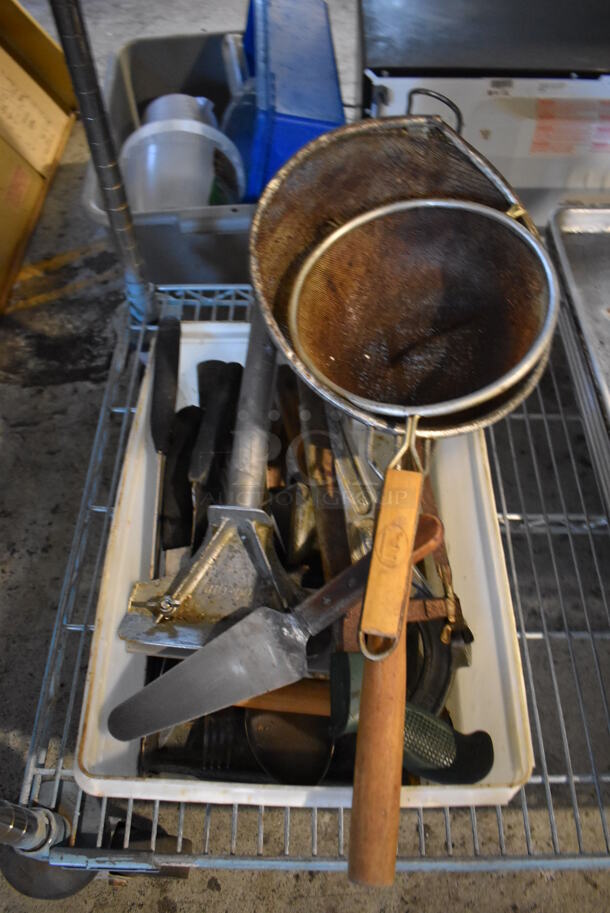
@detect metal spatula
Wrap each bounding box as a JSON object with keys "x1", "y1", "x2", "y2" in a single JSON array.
[{"x1": 108, "y1": 513, "x2": 442, "y2": 742}]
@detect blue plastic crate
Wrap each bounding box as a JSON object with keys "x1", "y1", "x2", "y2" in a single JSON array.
[{"x1": 229, "y1": 0, "x2": 345, "y2": 200}]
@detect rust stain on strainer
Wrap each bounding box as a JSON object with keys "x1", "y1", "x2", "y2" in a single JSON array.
[
  {"x1": 252, "y1": 122, "x2": 513, "y2": 332},
  {"x1": 294, "y1": 206, "x2": 546, "y2": 408}
]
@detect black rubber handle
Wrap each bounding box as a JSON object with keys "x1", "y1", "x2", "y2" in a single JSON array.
[
  {"x1": 403, "y1": 704, "x2": 494, "y2": 784},
  {"x1": 161, "y1": 406, "x2": 202, "y2": 551},
  {"x1": 188, "y1": 361, "x2": 243, "y2": 487},
  {"x1": 150, "y1": 318, "x2": 181, "y2": 456}
]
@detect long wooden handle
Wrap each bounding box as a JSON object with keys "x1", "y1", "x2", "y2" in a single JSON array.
[
  {"x1": 348, "y1": 588, "x2": 410, "y2": 885},
  {"x1": 338, "y1": 513, "x2": 443, "y2": 653},
  {"x1": 359, "y1": 469, "x2": 423, "y2": 653},
  {"x1": 348, "y1": 469, "x2": 422, "y2": 886}
]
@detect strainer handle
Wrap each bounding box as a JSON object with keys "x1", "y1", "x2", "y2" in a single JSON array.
[
  {"x1": 406, "y1": 88, "x2": 464, "y2": 135},
  {"x1": 358, "y1": 469, "x2": 423, "y2": 654},
  {"x1": 348, "y1": 575, "x2": 412, "y2": 886},
  {"x1": 348, "y1": 469, "x2": 423, "y2": 886}
]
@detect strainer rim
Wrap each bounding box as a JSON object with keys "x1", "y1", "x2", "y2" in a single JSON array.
[{"x1": 287, "y1": 198, "x2": 558, "y2": 419}]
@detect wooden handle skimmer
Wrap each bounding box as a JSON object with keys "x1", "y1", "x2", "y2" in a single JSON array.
[{"x1": 349, "y1": 467, "x2": 423, "y2": 886}]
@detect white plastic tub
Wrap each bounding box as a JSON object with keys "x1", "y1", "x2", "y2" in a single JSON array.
[{"x1": 75, "y1": 321, "x2": 533, "y2": 807}]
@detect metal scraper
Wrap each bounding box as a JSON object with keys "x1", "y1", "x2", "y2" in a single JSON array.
[{"x1": 108, "y1": 557, "x2": 370, "y2": 741}]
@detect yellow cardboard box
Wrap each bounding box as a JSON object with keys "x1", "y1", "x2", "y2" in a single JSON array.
[{"x1": 0, "y1": 1, "x2": 76, "y2": 310}]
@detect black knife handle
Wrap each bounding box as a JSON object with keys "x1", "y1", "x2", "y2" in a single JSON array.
[
  {"x1": 150, "y1": 318, "x2": 181, "y2": 456},
  {"x1": 189, "y1": 361, "x2": 243, "y2": 487},
  {"x1": 161, "y1": 406, "x2": 203, "y2": 551}
]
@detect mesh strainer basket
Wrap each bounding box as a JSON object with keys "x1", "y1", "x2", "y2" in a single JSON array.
[
  {"x1": 287, "y1": 198, "x2": 556, "y2": 422},
  {"x1": 250, "y1": 117, "x2": 558, "y2": 436}
]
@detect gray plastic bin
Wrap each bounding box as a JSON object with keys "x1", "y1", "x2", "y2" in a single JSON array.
[{"x1": 82, "y1": 33, "x2": 253, "y2": 284}]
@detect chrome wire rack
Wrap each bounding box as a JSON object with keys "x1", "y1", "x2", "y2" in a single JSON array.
[{"x1": 18, "y1": 284, "x2": 609, "y2": 875}]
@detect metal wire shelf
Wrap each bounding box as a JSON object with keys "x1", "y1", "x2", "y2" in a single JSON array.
[{"x1": 18, "y1": 284, "x2": 609, "y2": 875}]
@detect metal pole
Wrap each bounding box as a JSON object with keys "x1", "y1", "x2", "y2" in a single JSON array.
[
  {"x1": 226, "y1": 307, "x2": 277, "y2": 508},
  {"x1": 0, "y1": 801, "x2": 68, "y2": 853},
  {"x1": 49, "y1": 0, "x2": 153, "y2": 321}
]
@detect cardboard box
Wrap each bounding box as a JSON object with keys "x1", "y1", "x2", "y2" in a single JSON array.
[{"x1": 0, "y1": 0, "x2": 76, "y2": 310}]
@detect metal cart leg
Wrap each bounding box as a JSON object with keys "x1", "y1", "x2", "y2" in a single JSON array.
[
  {"x1": 0, "y1": 788, "x2": 98, "y2": 899},
  {"x1": 0, "y1": 799, "x2": 69, "y2": 851}
]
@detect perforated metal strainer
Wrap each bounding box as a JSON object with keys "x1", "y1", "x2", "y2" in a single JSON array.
[
  {"x1": 250, "y1": 116, "x2": 558, "y2": 437},
  {"x1": 287, "y1": 198, "x2": 557, "y2": 425}
]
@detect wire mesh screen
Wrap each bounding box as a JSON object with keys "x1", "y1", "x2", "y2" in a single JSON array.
[
  {"x1": 290, "y1": 204, "x2": 550, "y2": 410},
  {"x1": 19, "y1": 285, "x2": 609, "y2": 874}
]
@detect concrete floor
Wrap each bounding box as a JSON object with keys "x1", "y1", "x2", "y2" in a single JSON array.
[{"x1": 0, "y1": 0, "x2": 608, "y2": 908}]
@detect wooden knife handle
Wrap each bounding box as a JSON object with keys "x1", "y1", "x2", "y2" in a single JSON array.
[{"x1": 236, "y1": 679, "x2": 331, "y2": 716}]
